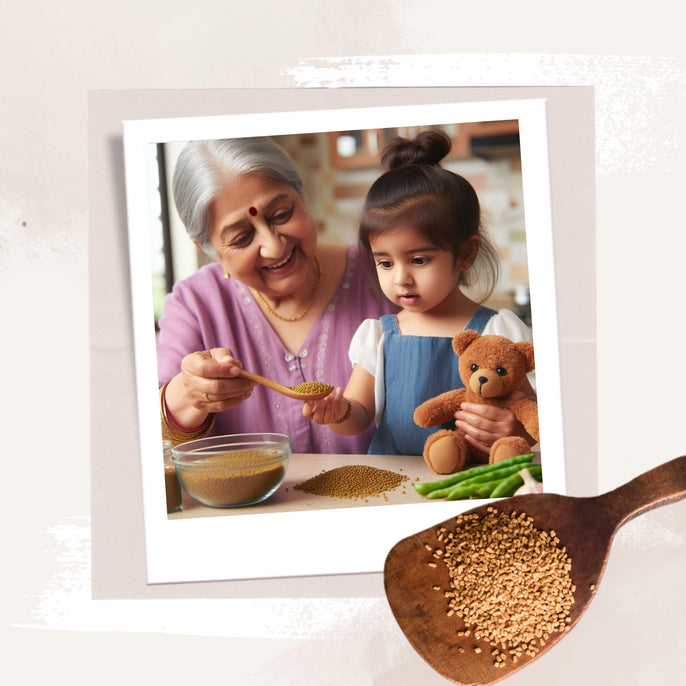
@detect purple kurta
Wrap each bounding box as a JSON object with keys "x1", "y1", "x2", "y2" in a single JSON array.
[{"x1": 157, "y1": 246, "x2": 396, "y2": 454}]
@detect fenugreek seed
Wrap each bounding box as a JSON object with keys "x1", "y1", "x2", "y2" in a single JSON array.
[
  {"x1": 435, "y1": 509, "x2": 575, "y2": 665},
  {"x1": 474, "y1": 647, "x2": 482, "y2": 654},
  {"x1": 295, "y1": 465, "x2": 407, "y2": 499},
  {"x1": 291, "y1": 381, "x2": 334, "y2": 394},
  {"x1": 428, "y1": 562, "x2": 437, "y2": 568}
]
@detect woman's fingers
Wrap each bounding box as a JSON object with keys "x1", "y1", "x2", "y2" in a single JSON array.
[
  {"x1": 200, "y1": 384, "x2": 254, "y2": 411},
  {"x1": 186, "y1": 347, "x2": 242, "y2": 378},
  {"x1": 181, "y1": 348, "x2": 254, "y2": 410}
]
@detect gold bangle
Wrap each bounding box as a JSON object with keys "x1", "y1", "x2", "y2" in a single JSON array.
[
  {"x1": 160, "y1": 380, "x2": 216, "y2": 445},
  {"x1": 333, "y1": 398, "x2": 353, "y2": 424}
]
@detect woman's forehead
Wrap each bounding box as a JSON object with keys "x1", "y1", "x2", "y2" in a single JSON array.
[{"x1": 211, "y1": 175, "x2": 296, "y2": 219}]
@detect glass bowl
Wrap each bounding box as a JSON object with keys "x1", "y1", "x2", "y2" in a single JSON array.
[{"x1": 171, "y1": 433, "x2": 291, "y2": 508}]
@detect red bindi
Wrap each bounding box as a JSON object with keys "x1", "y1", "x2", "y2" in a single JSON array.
[{"x1": 249, "y1": 206, "x2": 257, "y2": 216}]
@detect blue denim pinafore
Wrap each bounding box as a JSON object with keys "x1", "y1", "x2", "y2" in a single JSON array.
[{"x1": 368, "y1": 306, "x2": 496, "y2": 456}]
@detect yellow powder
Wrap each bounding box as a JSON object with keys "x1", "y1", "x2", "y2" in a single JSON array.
[{"x1": 176, "y1": 450, "x2": 286, "y2": 507}]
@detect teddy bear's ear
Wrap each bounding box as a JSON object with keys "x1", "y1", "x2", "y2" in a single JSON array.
[
  {"x1": 453, "y1": 329, "x2": 481, "y2": 355},
  {"x1": 514, "y1": 341, "x2": 535, "y2": 372}
]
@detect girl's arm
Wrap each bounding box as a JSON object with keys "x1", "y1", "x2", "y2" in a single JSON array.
[{"x1": 302, "y1": 364, "x2": 376, "y2": 436}]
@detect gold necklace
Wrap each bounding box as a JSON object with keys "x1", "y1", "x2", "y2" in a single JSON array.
[{"x1": 252, "y1": 256, "x2": 322, "y2": 322}]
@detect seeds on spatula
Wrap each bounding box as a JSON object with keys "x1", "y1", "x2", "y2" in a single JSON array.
[
  {"x1": 434, "y1": 506, "x2": 575, "y2": 666},
  {"x1": 291, "y1": 381, "x2": 333, "y2": 395}
]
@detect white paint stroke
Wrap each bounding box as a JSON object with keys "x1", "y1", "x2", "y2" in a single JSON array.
[
  {"x1": 281, "y1": 53, "x2": 686, "y2": 174},
  {"x1": 15, "y1": 517, "x2": 401, "y2": 641}
]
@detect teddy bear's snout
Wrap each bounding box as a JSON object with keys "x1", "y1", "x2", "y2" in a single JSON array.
[{"x1": 468, "y1": 369, "x2": 505, "y2": 398}]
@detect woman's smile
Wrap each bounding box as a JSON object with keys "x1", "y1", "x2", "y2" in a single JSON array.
[{"x1": 262, "y1": 246, "x2": 296, "y2": 274}]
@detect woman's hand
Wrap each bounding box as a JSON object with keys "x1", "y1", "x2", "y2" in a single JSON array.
[
  {"x1": 453, "y1": 390, "x2": 534, "y2": 455},
  {"x1": 302, "y1": 387, "x2": 348, "y2": 426},
  {"x1": 165, "y1": 348, "x2": 255, "y2": 428}
]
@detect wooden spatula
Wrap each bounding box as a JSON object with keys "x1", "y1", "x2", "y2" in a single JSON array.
[{"x1": 384, "y1": 454, "x2": 686, "y2": 685}]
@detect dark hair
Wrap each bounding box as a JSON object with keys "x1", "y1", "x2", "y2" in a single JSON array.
[{"x1": 359, "y1": 129, "x2": 500, "y2": 301}]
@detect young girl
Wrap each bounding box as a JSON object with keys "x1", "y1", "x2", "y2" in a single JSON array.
[{"x1": 303, "y1": 130, "x2": 536, "y2": 468}]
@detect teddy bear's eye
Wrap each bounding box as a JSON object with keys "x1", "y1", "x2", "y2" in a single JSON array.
[
  {"x1": 496, "y1": 367, "x2": 507, "y2": 376},
  {"x1": 470, "y1": 363, "x2": 479, "y2": 372}
]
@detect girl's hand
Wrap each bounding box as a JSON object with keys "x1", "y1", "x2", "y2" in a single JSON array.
[
  {"x1": 302, "y1": 387, "x2": 348, "y2": 425},
  {"x1": 454, "y1": 391, "x2": 533, "y2": 455}
]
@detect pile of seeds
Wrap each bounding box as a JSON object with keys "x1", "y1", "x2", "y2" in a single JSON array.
[
  {"x1": 434, "y1": 506, "x2": 575, "y2": 666},
  {"x1": 295, "y1": 465, "x2": 408, "y2": 500},
  {"x1": 291, "y1": 381, "x2": 333, "y2": 395},
  {"x1": 177, "y1": 451, "x2": 286, "y2": 507}
]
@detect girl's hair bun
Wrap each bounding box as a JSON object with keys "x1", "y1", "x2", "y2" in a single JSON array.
[{"x1": 380, "y1": 128, "x2": 452, "y2": 172}]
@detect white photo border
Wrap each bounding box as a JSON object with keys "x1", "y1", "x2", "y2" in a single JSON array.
[{"x1": 123, "y1": 98, "x2": 565, "y2": 583}]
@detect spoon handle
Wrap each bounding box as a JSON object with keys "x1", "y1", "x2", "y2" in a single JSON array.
[
  {"x1": 598, "y1": 454, "x2": 686, "y2": 528},
  {"x1": 238, "y1": 369, "x2": 299, "y2": 398}
]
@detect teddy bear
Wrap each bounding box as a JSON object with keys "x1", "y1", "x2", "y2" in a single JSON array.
[{"x1": 413, "y1": 330, "x2": 539, "y2": 474}]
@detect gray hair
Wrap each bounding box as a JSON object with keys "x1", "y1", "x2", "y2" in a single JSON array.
[{"x1": 171, "y1": 137, "x2": 305, "y2": 254}]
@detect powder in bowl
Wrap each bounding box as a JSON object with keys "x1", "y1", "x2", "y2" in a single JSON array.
[{"x1": 172, "y1": 433, "x2": 290, "y2": 508}]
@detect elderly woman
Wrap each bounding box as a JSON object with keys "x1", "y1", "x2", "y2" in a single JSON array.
[{"x1": 157, "y1": 137, "x2": 397, "y2": 453}]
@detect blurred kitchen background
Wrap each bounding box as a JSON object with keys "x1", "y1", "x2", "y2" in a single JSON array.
[{"x1": 146, "y1": 121, "x2": 531, "y2": 328}]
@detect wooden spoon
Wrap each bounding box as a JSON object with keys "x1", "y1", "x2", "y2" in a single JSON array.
[
  {"x1": 238, "y1": 369, "x2": 333, "y2": 401},
  {"x1": 384, "y1": 454, "x2": 686, "y2": 685}
]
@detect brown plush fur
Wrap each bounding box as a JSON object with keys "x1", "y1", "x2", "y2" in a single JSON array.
[{"x1": 413, "y1": 330, "x2": 539, "y2": 474}]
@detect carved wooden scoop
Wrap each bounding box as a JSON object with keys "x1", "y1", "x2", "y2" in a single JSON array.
[
  {"x1": 384, "y1": 454, "x2": 686, "y2": 685},
  {"x1": 238, "y1": 369, "x2": 333, "y2": 401}
]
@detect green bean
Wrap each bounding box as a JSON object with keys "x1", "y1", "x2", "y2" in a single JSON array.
[
  {"x1": 490, "y1": 465, "x2": 542, "y2": 498},
  {"x1": 414, "y1": 453, "x2": 534, "y2": 495},
  {"x1": 445, "y1": 477, "x2": 505, "y2": 500},
  {"x1": 472, "y1": 479, "x2": 504, "y2": 498},
  {"x1": 424, "y1": 462, "x2": 536, "y2": 499},
  {"x1": 448, "y1": 465, "x2": 543, "y2": 501}
]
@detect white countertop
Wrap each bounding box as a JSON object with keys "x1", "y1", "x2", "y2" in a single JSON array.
[{"x1": 168, "y1": 451, "x2": 442, "y2": 518}]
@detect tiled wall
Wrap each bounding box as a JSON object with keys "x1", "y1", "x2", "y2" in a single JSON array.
[{"x1": 275, "y1": 131, "x2": 529, "y2": 312}]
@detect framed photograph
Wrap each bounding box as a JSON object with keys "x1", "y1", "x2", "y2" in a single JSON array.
[{"x1": 122, "y1": 98, "x2": 565, "y2": 583}]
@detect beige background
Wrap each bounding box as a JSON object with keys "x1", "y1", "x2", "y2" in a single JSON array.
[{"x1": 3, "y1": 1, "x2": 685, "y2": 684}]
